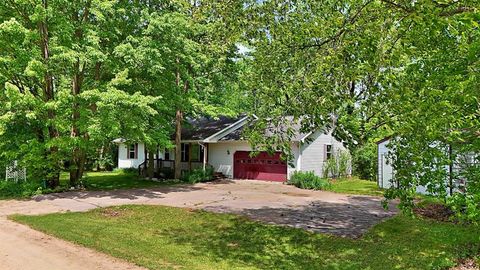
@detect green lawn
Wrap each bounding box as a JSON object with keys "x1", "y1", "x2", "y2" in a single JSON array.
[
  {"x1": 11, "y1": 205, "x2": 480, "y2": 270},
  {"x1": 328, "y1": 178, "x2": 384, "y2": 196},
  {"x1": 77, "y1": 171, "x2": 180, "y2": 191}
]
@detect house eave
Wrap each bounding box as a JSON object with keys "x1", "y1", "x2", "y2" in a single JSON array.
[{"x1": 203, "y1": 116, "x2": 250, "y2": 143}]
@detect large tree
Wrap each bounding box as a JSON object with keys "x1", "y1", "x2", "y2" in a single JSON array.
[
  {"x1": 237, "y1": 0, "x2": 479, "y2": 219},
  {"x1": 115, "y1": 1, "x2": 243, "y2": 179},
  {"x1": 380, "y1": 1, "x2": 480, "y2": 220},
  {"x1": 0, "y1": 0, "x2": 163, "y2": 187}
]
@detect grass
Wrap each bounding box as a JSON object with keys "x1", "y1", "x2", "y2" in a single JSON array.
[
  {"x1": 11, "y1": 205, "x2": 480, "y2": 270},
  {"x1": 0, "y1": 171, "x2": 179, "y2": 200},
  {"x1": 328, "y1": 177, "x2": 384, "y2": 196},
  {"x1": 78, "y1": 171, "x2": 180, "y2": 191}
]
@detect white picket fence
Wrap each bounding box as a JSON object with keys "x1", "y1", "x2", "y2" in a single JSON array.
[{"x1": 5, "y1": 161, "x2": 26, "y2": 182}]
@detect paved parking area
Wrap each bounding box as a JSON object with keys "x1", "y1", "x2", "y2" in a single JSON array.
[
  {"x1": 0, "y1": 180, "x2": 398, "y2": 270},
  {"x1": 1, "y1": 179, "x2": 397, "y2": 237}
]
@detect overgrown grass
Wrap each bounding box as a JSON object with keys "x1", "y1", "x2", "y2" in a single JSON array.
[
  {"x1": 328, "y1": 177, "x2": 384, "y2": 196},
  {"x1": 11, "y1": 205, "x2": 480, "y2": 270}
]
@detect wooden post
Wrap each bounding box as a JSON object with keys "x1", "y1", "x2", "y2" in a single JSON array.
[
  {"x1": 203, "y1": 143, "x2": 207, "y2": 171},
  {"x1": 188, "y1": 143, "x2": 192, "y2": 171},
  {"x1": 156, "y1": 145, "x2": 160, "y2": 176}
]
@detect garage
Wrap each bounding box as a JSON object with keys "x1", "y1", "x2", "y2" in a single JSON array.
[{"x1": 233, "y1": 151, "x2": 287, "y2": 182}]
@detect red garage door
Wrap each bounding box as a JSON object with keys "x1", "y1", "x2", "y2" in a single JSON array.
[{"x1": 233, "y1": 151, "x2": 287, "y2": 182}]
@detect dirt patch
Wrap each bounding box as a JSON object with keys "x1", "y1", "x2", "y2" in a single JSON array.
[
  {"x1": 414, "y1": 203, "x2": 454, "y2": 222},
  {"x1": 450, "y1": 259, "x2": 479, "y2": 270},
  {"x1": 100, "y1": 208, "x2": 132, "y2": 218},
  {"x1": 281, "y1": 192, "x2": 311, "y2": 197}
]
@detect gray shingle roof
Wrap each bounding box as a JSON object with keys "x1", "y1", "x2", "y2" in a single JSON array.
[{"x1": 181, "y1": 115, "x2": 245, "y2": 141}]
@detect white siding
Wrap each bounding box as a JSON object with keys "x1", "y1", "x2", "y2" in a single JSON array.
[
  {"x1": 208, "y1": 141, "x2": 251, "y2": 178},
  {"x1": 378, "y1": 140, "x2": 394, "y2": 189},
  {"x1": 377, "y1": 139, "x2": 456, "y2": 195},
  {"x1": 300, "y1": 130, "x2": 347, "y2": 178},
  {"x1": 288, "y1": 142, "x2": 301, "y2": 178},
  {"x1": 118, "y1": 143, "x2": 145, "y2": 169},
  {"x1": 208, "y1": 141, "x2": 300, "y2": 179}
]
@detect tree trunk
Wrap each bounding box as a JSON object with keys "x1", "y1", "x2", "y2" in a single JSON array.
[
  {"x1": 39, "y1": 0, "x2": 60, "y2": 188},
  {"x1": 69, "y1": 59, "x2": 85, "y2": 187},
  {"x1": 148, "y1": 149, "x2": 154, "y2": 180},
  {"x1": 174, "y1": 109, "x2": 183, "y2": 179}
]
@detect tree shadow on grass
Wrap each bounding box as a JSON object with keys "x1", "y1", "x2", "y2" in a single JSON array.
[{"x1": 158, "y1": 204, "x2": 470, "y2": 270}]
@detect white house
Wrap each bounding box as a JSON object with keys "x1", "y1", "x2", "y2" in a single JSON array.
[
  {"x1": 377, "y1": 137, "x2": 476, "y2": 194},
  {"x1": 116, "y1": 115, "x2": 348, "y2": 182}
]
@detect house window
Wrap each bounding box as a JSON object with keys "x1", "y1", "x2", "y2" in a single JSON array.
[
  {"x1": 128, "y1": 144, "x2": 137, "y2": 159},
  {"x1": 164, "y1": 149, "x2": 170, "y2": 160},
  {"x1": 181, "y1": 143, "x2": 190, "y2": 162},
  {"x1": 191, "y1": 144, "x2": 199, "y2": 162},
  {"x1": 326, "y1": 144, "x2": 333, "y2": 160}
]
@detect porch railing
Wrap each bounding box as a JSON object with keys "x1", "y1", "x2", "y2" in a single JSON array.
[{"x1": 138, "y1": 159, "x2": 204, "y2": 178}]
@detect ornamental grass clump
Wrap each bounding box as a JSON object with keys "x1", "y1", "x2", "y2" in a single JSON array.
[{"x1": 288, "y1": 171, "x2": 331, "y2": 190}]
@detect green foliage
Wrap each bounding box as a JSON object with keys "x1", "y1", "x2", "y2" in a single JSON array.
[
  {"x1": 288, "y1": 171, "x2": 331, "y2": 190},
  {"x1": 0, "y1": 1, "x2": 243, "y2": 187},
  {"x1": 352, "y1": 144, "x2": 377, "y2": 181},
  {"x1": 236, "y1": 0, "x2": 479, "y2": 222},
  {"x1": 0, "y1": 181, "x2": 42, "y2": 199},
  {"x1": 12, "y1": 205, "x2": 480, "y2": 269},
  {"x1": 0, "y1": 180, "x2": 68, "y2": 199},
  {"x1": 113, "y1": 168, "x2": 138, "y2": 175},
  {"x1": 181, "y1": 167, "x2": 214, "y2": 184},
  {"x1": 322, "y1": 150, "x2": 351, "y2": 179}
]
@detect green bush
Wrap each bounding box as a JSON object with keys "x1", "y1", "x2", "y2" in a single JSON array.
[
  {"x1": 322, "y1": 150, "x2": 351, "y2": 179},
  {"x1": 352, "y1": 144, "x2": 377, "y2": 181},
  {"x1": 113, "y1": 168, "x2": 138, "y2": 174},
  {"x1": 288, "y1": 171, "x2": 331, "y2": 190},
  {"x1": 181, "y1": 167, "x2": 215, "y2": 184},
  {"x1": 0, "y1": 180, "x2": 43, "y2": 199}
]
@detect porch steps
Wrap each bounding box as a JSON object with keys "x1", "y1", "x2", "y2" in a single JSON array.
[{"x1": 213, "y1": 172, "x2": 226, "y2": 180}]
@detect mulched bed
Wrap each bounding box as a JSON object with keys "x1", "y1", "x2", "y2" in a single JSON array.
[{"x1": 414, "y1": 203, "x2": 454, "y2": 222}]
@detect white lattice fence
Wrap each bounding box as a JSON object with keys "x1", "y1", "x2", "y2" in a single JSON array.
[{"x1": 5, "y1": 161, "x2": 26, "y2": 182}]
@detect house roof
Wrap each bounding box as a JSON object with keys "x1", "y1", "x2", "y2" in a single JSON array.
[
  {"x1": 376, "y1": 136, "x2": 392, "y2": 145},
  {"x1": 181, "y1": 115, "x2": 247, "y2": 141},
  {"x1": 114, "y1": 115, "x2": 323, "y2": 144},
  {"x1": 218, "y1": 116, "x2": 314, "y2": 142}
]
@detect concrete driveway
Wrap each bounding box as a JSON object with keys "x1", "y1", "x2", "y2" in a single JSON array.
[
  {"x1": 1, "y1": 179, "x2": 397, "y2": 237},
  {"x1": 0, "y1": 180, "x2": 397, "y2": 270}
]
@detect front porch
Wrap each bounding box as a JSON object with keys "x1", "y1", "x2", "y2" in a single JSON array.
[{"x1": 138, "y1": 142, "x2": 209, "y2": 179}]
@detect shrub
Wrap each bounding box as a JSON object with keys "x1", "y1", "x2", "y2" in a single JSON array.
[
  {"x1": 181, "y1": 167, "x2": 215, "y2": 184},
  {"x1": 323, "y1": 150, "x2": 351, "y2": 179},
  {"x1": 288, "y1": 171, "x2": 331, "y2": 190},
  {"x1": 113, "y1": 168, "x2": 138, "y2": 174},
  {"x1": 0, "y1": 180, "x2": 42, "y2": 199},
  {"x1": 352, "y1": 144, "x2": 377, "y2": 181}
]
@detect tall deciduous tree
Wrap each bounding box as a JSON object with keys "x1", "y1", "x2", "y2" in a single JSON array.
[
  {"x1": 0, "y1": 0, "x2": 163, "y2": 187},
  {"x1": 115, "y1": 1, "x2": 243, "y2": 179},
  {"x1": 237, "y1": 0, "x2": 479, "y2": 220}
]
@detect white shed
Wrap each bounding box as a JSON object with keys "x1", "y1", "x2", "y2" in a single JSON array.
[{"x1": 377, "y1": 137, "x2": 473, "y2": 195}]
